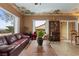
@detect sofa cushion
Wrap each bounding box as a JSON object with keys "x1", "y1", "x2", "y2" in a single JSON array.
[
  {"x1": 15, "y1": 34, "x2": 22, "y2": 40},
  {"x1": 12, "y1": 38, "x2": 28, "y2": 46},
  {"x1": 5, "y1": 35, "x2": 17, "y2": 44},
  {"x1": 0, "y1": 36, "x2": 8, "y2": 45}
]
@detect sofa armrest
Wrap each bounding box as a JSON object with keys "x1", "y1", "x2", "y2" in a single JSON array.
[
  {"x1": 0, "y1": 45, "x2": 15, "y2": 52},
  {"x1": 22, "y1": 34, "x2": 30, "y2": 38}
]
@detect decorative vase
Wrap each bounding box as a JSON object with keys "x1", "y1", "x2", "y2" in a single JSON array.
[{"x1": 37, "y1": 37, "x2": 43, "y2": 46}]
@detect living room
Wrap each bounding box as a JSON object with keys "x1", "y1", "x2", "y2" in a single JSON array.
[{"x1": 1, "y1": 3, "x2": 79, "y2": 56}]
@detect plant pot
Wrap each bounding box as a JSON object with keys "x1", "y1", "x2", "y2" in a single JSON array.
[{"x1": 37, "y1": 37, "x2": 43, "y2": 46}]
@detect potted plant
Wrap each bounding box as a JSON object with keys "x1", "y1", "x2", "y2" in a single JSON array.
[{"x1": 37, "y1": 31, "x2": 44, "y2": 46}]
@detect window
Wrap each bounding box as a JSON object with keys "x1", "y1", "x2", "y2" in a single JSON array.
[{"x1": 0, "y1": 8, "x2": 17, "y2": 36}]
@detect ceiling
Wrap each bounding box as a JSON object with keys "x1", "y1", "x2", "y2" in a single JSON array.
[{"x1": 15, "y1": 3, "x2": 79, "y2": 15}]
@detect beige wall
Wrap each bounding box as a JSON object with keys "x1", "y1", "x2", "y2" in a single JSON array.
[
  {"x1": 0, "y1": 3, "x2": 23, "y2": 33},
  {"x1": 60, "y1": 22, "x2": 67, "y2": 40}
]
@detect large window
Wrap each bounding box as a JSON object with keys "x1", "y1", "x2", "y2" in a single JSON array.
[{"x1": 0, "y1": 8, "x2": 19, "y2": 36}]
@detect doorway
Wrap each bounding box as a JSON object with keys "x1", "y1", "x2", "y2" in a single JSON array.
[
  {"x1": 60, "y1": 20, "x2": 78, "y2": 41},
  {"x1": 33, "y1": 20, "x2": 49, "y2": 34}
]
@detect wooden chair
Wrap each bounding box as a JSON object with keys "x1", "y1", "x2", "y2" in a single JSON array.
[
  {"x1": 75, "y1": 32, "x2": 79, "y2": 45},
  {"x1": 71, "y1": 30, "x2": 77, "y2": 44}
]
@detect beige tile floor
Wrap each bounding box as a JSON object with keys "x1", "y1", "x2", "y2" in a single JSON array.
[
  {"x1": 19, "y1": 39, "x2": 79, "y2": 56},
  {"x1": 19, "y1": 40, "x2": 57, "y2": 56},
  {"x1": 50, "y1": 40, "x2": 79, "y2": 56}
]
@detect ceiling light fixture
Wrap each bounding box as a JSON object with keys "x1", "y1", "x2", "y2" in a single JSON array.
[{"x1": 34, "y1": 3, "x2": 41, "y2": 5}]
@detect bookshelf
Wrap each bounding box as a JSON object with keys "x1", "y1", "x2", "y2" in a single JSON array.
[{"x1": 49, "y1": 21, "x2": 60, "y2": 41}]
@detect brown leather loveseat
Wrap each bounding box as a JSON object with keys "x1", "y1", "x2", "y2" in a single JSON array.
[{"x1": 0, "y1": 33, "x2": 30, "y2": 56}]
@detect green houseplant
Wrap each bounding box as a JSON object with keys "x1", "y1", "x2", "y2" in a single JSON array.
[{"x1": 37, "y1": 31, "x2": 44, "y2": 46}]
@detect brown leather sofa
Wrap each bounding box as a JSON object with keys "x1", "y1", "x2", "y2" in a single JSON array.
[{"x1": 0, "y1": 33, "x2": 30, "y2": 56}]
